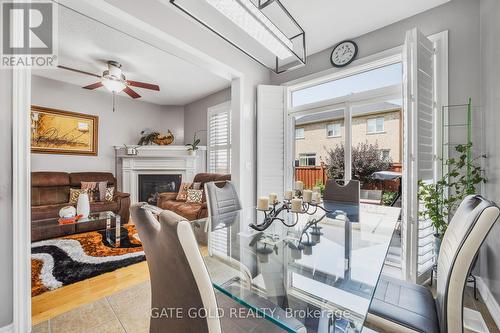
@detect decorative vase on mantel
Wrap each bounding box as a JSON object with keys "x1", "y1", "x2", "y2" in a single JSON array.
[
  {"x1": 76, "y1": 193, "x2": 90, "y2": 218},
  {"x1": 189, "y1": 150, "x2": 197, "y2": 156}
]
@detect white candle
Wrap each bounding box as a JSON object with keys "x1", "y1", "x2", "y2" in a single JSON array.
[
  {"x1": 312, "y1": 186, "x2": 321, "y2": 193},
  {"x1": 269, "y1": 193, "x2": 278, "y2": 204},
  {"x1": 284, "y1": 190, "x2": 293, "y2": 200},
  {"x1": 291, "y1": 198, "x2": 302, "y2": 212},
  {"x1": 295, "y1": 181, "x2": 304, "y2": 191},
  {"x1": 303, "y1": 190, "x2": 313, "y2": 203},
  {"x1": 312, "y1": 192, "x2": 321, "y2": 204},
  {"x1": 257, "y1": 197, "x2": 269, "y2": 211}
]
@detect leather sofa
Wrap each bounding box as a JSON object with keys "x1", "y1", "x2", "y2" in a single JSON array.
[
  {"x1": 157, "y1": 173, "x2": 230, "y2": 220},
  {"x1": 31, "y1": 172, "x2": 130, "y2": 225}
]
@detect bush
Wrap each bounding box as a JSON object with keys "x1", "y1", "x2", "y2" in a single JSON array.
[{"x1": 325, "y1": 142, "x2": 392, "y2": 184}]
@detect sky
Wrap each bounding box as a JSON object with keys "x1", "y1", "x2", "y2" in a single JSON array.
[{"x1": 292, "y1": 62, "x2": 403, "y2": 107}]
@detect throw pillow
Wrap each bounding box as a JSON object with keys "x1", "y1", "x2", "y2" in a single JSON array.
[
  {"x1": 69, "y1": 188, "x2": 88, "y2": 205},
  {"x1": 81, "y1": 181, "x2": 108, "y2": 202},
  {"x1": 105, "y1": 187, "x2": 115, "y2": 202},
  {"x1": 192, "y1": 182, "x2": 202, "y2": 190},
  {"x1": 176, "y1": 182, "x2": 192, "y2": 201},
  {"x1": 98, "y1": 181, "x2": 108, "y2": 201},
  {"x1": 81, "y1": 181, "x2": 98, "y2": 202},
  {"x1": 186, "y1": 189, "x2": 203, "y2": 204}
]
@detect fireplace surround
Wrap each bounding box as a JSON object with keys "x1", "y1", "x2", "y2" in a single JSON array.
[{"x1": 115, "y1": 146, "x2": 206, "y2": 203}]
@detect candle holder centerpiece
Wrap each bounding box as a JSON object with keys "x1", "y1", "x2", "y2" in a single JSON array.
[{"x1": 250, "y1": 181, "x2": 331, "y2": 231}]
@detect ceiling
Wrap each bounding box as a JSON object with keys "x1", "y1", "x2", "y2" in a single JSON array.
[
  {"x1": 32, "y1": 4, "x2": 231, "y2": 106},
  {"x1": 280, "y1": 0, "x2": 451, "y2": 56}
]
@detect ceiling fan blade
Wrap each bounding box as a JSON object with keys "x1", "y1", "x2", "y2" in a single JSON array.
[
  {"x1": 123, "y1": 86, "x2": 141, "y2": 99},
  {"x1": 58, "y1": 65, "x2": 101, "y2": 78},
  {"x1": 127, "y1": 80, "x2": 160, "y2": 91},
  {"x1": 83, "y1": 82, "x2": 104, "y2": 90}
]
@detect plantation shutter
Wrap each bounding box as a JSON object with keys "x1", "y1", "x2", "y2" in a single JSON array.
[
  {"x1": 208, "y1": 102, "x2": 231, "y2": 174},
  {"x1": 402, "y1": 28, "x2": 437, "y2": 283},
  {"x1": 257, "y1": 85, "x2": 286, "y2": 198}
]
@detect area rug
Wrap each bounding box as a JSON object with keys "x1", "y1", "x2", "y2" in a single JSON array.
[{"x1": 31, "y1": 225, "x2": 145, "y2": 297}]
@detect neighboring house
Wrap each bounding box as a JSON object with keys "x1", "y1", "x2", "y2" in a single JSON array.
[{"x1": 295, "y1": 102, "x2": 402, "y2": 166}]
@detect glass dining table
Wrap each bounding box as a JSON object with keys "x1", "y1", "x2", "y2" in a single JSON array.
[{"x1": 190, "y1": 202, "x2": 400, "y2": 333}]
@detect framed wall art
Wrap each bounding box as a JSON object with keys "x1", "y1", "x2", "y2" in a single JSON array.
[{"x1": 31, "y1": 106, "x2": 99, "y2": 155}]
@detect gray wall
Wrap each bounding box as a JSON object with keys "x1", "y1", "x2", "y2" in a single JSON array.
[
  {"x1": 480, "y1": 0, "x2": 500, "y2": 303},
  {"x1": 272, "y1": 0, "x2": 481, "y2": 107},
  {"x1": 31, "y1": 76, "x2": 185, "y2": 174},
  {"x1": 0, "y1": 70, "x2": 13, "y2": 328},
  {"x1": 184, "y1": 88, "x2": 231, "y2": 146}
]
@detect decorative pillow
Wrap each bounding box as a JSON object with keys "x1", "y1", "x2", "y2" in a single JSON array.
[
  {"x1": 192, "y1": 182, "x2": 202, "y2": 190},
  {"x1": 81, "y1": 181, "x2": 108, "y2": 202},
  {"x1": 176, "y1": 182, "x2": 192, "y2": 201},
  {"x1": 69, "y1": 188, "x2": 88, "y2": 205},
  {"x1": 186, "y1": 189, "x2": 203, "y2": 204},
  {"x1": 105, "y1": 187, "x2": 115, "y2": 202}
]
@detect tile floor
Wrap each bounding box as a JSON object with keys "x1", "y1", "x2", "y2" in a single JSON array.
[
  {"x1": 32, "y1": 281, "x2": 151, "y2": 333},
  {"x1": 33, "y1": 280, "x2": 499, "y2": 333}
]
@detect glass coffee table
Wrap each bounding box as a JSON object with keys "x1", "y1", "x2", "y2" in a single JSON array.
[{"x1": 32, "y1": 211, "x2": 122, "y2": 247}]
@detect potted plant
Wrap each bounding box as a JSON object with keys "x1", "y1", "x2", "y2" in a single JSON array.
[
  {"x1": 418, "y1": 143, "x2": 486, "y2": 257},
  {"x1": 185, "y1": 130, "x2": 204, "y2": 155}
]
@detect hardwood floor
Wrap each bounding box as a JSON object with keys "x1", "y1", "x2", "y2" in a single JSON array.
[
  {"x1": 31, "y1": 261, "x2": 150, "y2": 325},
  {"x1": 31, "y1": 245, "x2": 209, "y2": 325}
]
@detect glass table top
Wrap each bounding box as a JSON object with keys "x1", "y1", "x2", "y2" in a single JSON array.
[{"x1": 191, "y1": 202, "x2": 400, "y2": 333}]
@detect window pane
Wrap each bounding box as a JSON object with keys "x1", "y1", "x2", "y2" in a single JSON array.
[
  {"x1": 295, "y1": 109, "x2": 345, "y2": 189},
  {"x1": 351, "y1": 101, "x2": 402, "y2": 190},
  {"x1": 295, "y1": 128, "x2": 304, "y2": 139},
  {"x1": 292, "y1": 63, "x2": 402, "y2": 107}
]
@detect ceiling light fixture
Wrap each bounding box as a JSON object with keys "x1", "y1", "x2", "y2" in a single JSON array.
[
  {"x1": 102, "y1": 78, "x2": 126, "y2": 93},
  {"x1": 206, "y1": 0, "x2": 293, "y2": 60},
  {"x1": 169, "y1": 0, "x2": 306, "y2": 73}
]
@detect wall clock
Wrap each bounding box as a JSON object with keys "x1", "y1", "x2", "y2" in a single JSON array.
[{"x1": 330, "y1": 40, "x2": 358, "y2": 68}]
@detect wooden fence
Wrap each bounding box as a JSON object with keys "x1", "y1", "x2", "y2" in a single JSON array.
[{"x1": 295, "y1": 163, "x2": 402, "y2": 192}]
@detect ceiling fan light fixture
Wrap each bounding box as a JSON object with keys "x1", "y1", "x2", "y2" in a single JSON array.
[{"x1": 102, "y1": 78, "x2": 126, "y2": 93}]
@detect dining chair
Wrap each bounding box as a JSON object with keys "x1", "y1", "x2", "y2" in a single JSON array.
[
  {"x1": 323, "y1": 179, "x2": 360, "y2": 203},
  {"x1": 204, "y1": 180, "x2": 241, "y2": 216},
  {"x1": 130, "y1": 203, "x2": 306, "y2": 333},
  {"x1": 367, "y1": 195, "x2": 500, "y2": 333}
]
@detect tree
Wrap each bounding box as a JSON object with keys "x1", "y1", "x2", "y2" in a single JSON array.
[{"x1": 325, "y1": 142, "x2": 392, "y2": 183}]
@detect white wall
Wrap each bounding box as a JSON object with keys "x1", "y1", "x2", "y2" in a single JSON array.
[
  {"x1": 31, "y1": 75, "x2": 185, "y2": 174},
  {"x1": 480, "y1": 0, "x2": 500, "y2": 305},
  {"x1": 184, "y1": 88, "x2": 231, "y2": 146},
  {"x1": 271, "y1": 0, "x2": 481, "y2": 108},
  {"x1": 0, "y1": 70, "x2": 13, "y2": 328}
]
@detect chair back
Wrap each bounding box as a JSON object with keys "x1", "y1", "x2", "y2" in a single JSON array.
[
  {"x1": 323, "y1": 179, "x2": 360, "y2": 203},
  {"x1": 205, "y1": 181, "x2": 241, "y2": 216},
  {"x1": 435, "y1": 195, "x2": 499, "y2": 333},
  {"x1": 130, "y1": 203, "x2": 221, "y2": 333}
]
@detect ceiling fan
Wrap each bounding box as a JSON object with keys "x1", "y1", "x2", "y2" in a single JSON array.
[{"x1": 57, "y1": 60, "x2": 160, "y2": 99}]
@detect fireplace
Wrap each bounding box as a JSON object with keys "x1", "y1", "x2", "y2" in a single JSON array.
[{"x1": 138, "y1": 174, "x2": 182, "y2": 206}]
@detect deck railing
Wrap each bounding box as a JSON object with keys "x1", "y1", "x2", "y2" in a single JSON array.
[{"x1": 295, "y1": 163, "x2": 402, "y2": 191}]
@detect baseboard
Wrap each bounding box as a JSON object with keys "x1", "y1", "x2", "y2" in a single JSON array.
[
  {"x1": 477, "y1": 276, "x2": 500, "y2": 330},
  {"x1": 0, "y1": 323, "x2": 14, "y2": 333}
]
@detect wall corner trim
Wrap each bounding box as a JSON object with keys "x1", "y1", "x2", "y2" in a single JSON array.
[
  {"x1": 0, "y1": 323, "x2": 14, "y2": 333},
  {"x1": 477, "y1": 276, "x2": 500, "y2": 330}
]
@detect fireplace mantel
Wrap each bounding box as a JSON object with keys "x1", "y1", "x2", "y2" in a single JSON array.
[{"x1": 114, "y1": 145, "x2": 206, "y2": 203}]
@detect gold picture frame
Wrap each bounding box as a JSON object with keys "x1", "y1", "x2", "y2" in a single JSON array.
[{"x1": 31, "y1": 106, "x2": 99, "y2": 156}]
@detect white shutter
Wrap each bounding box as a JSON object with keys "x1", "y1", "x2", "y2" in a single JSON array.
[
  {"x1": 257, "y1": 85, "x2": 286, "y2": 198},
  {"x1": 207, "y1": 102, "x2": 231, "y2": 174},
  {"x1": 402, "y1": 28, "x2": 437, "y2": 283}
]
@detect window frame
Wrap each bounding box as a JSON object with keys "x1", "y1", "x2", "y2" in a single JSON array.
[
  {"x1": 298, "y1": 153, "x2": 316, "y2": 166},
  {"x1": 366, "y1": 116, "x2": 385, "y2": 134},
  {"x1": 326, "y1": 122, "x2": 341, "y2": 138},
  {"x1": 207, "y1": 101, "x2": 231, "y2": 174},
  {"x1": 295, "y1": 127, "x2": 305, "y2": 139}
]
